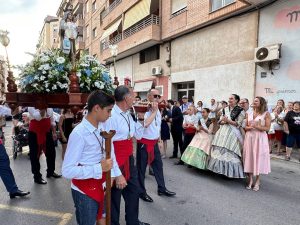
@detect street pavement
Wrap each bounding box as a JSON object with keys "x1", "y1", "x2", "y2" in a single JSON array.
[{"x1": 1, "y1": 121, "x2": 300, "y2": 225}]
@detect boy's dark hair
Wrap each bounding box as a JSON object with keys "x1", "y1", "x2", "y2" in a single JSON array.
[
  {"x1": 114, "y1": 85, "x2": 131, "y2": 102},
  {"x1": 87, "y1": 90, "x2": 115, "y2": 112}
]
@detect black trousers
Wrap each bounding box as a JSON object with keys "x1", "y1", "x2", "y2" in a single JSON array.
[
  {"x1": 111, "y1": 155, "x2": 141, "y2": 225},
  {"x1": 183, "y1": 133, "x2": 195, "y2": 152},
  {"x1": 28, "y1": 131, "x2": 56, "y2": 179},
  {"x1": 136, "y1": 143, "x2": 166, "y2": 194},
  {"x1": 171, "y1": 127, "x2": 183, "y2": 157},
  {"x1": 0, "y1": 144, "x2": 18, "y2": 194}
]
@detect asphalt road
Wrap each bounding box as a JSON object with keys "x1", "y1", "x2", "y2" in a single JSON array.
[{"x1": 1, "y1": 122, "x2": 300, "y2": 225}]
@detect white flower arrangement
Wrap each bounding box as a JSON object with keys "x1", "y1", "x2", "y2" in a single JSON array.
[
  {"x1": 76, "y1": 55, "x2": 114, "y2": 94},
  {"x1": 18, "y1": 50, "x2": 114, "y2": 95},
  {"x1": 18, "y1": 49, "x2": 72, "y2": 93}
]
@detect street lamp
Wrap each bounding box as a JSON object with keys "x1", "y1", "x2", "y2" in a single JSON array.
[
  {"x1": 109, "y1": 44, "x2": 119, "y2": 87},
  {"x1": 0, "y1": 30, "x2": 11, "y2": 70},
  {"x1": 0, "y1": 30, "x2": 17, "y2": 92}
]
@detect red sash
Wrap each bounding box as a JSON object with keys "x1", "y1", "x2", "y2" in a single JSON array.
[
  {"x1": 137, "y1": 138, "x2": 158, "y2": 165},
  {"x1": 29, "y1": 118, "x2": 52, "y2": 157},
  {"x1": 185, "y1": 127, "x2": 196, "y2": 134},
  {"x1": 72, "y1": 173, "x2": 106, "y2": 220},
  {"x1": 113, "y1": 139, "x2": 133, "y2": 181},
  {"x1": 0, "y1": 139, "x2": 2, "y2": 145}
]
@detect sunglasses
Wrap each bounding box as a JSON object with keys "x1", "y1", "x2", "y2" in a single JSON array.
[{"x1": 153, "y1": 94, "x2": 161, "y2": 98}]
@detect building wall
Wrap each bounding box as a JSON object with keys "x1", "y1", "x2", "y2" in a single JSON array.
[
  {"x1": 109, "y1": 56, "x2": 133, "y2": 86},
  {"x1": 161, "y1": 0, "x2": 248, "y2": 40},
  {"x1": 170, "y1": 11, "x2": 258, "y2": 104},
  {"x1": 255, "y1": 0, "x2": 300, "y2": 105},
  {"x1": 132, "y1": 44, "x2": 170, "y2": 81},
  {"x1": 38, "y1": 20, "x2": 59, "y2": 52}
]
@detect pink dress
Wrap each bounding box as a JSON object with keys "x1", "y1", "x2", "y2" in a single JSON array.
[{"x1": 243, "y1": 111, "x2": 271, "y2": 175}]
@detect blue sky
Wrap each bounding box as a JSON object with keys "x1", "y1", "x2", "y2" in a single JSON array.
[{"x1": 0, "y1": 0, "x2": 61, "y2": 69}]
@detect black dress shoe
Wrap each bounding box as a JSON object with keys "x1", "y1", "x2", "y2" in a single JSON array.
[
  {"x1": 169, "y1": 156, "x2": 177, "y2": 159},
  {"x1": 47, "y1": 172, "x2": 62, "y2": 178},
  {"x1": 174, "y1": 160, "x2": 184, "y2": 165},
  {"x1": 139, "y1": 193, "x2": 153, "y2": 202},
  {"x1": 158, "y1": 189, "x2": 176, "y2": 197},
  {"x1": 139, "y1": 222, "x2": 150, "y2": 225},
  {"x1": 10, "y1": 190, "x2": 30, "y2": 199},
  {"x1": 34, "y1": 178, "x2": 47, "y2": 184}
]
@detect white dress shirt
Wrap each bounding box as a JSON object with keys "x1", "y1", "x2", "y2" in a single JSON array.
[
  {"x1": 183, "y1": 114, "x2": 199, "y2": 128},
  {"x1": 62, "y1": 117, "x2": 122, "y2": 192},
  {"x1": 28, "y1": 107, "x2": 56, "y2": 126},
  {"x1": 104, "y1": 105, "x2": 144, "y2": 141},
  {"x1": 180, "y1": 103, "x2": 191, "y2": 114},
  {"x1": 142, "y1": 109, "x2": 161, "y2": 140}
]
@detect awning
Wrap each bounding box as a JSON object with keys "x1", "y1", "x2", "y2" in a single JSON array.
[
  {"x1": 171, "y1": 0, "x2": 187, "y2": 14},
  {"x1": 100, "y1": 18, "x2": 122, "y2": 41},
  {"x1": 123, "y1": 0, "x2": 151, "y2": 30},
  {"x1": 133, "y1": 81, "x2": 153, "y2": 92}
]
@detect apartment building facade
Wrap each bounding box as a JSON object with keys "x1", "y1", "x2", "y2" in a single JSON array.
[
  {"x1": 37, "y1": 16, "x2": 60, "y2": 53},
  {"x1": 56, "y1": 0, "x2": 282, "y2": 102}
]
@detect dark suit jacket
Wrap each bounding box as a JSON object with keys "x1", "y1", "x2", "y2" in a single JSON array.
[{"x1": 170, "y1": 106, "x2": 183, "y2": 131}]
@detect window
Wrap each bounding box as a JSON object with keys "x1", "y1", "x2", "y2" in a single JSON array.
[
  {"x1": 210, "y1": 0, "x2": 235, "y2": 12},
  {"x1": 92, "y1": 1, "x2": 96, "y2": 12},
  {"x1": 85, "y1": 1, "x2": 89, "y2": 13},
  {"x1": 86, "y1": 24, "x2": 90, "y2": 38},
  {"x1": 171, "y1": 0, "x2": 187, "y2": 14},
  {"x1": 92, "y1": 27, "x2": 97, "y2": 39},
  {"x1": 177, "y1": 82, "x2": 195, "y2": 102},
  {"x1": 140, "y1": 45, "x2": 160, "y2": 64}
]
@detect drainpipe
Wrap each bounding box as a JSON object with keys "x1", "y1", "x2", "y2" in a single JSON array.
[{"x1": 254, "y1": 10, "x2": 261, "y2": 100}]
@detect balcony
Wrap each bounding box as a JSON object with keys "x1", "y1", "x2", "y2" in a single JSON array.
[
  {"x1": 76, "y1": 18, "x2": 84, "y2": 27},
  {"x1": 101, "y1": 33, "x2": 123, "y2": 51},
  {"x1": 101, "y1": 0, "x2": 122, "y2": 20},
  {"x1": 73, "y1": 0, "x2": 84, "y2": 15},
  {"x1": 101, "y1": 14, "x2": 161, "y2": 62}
]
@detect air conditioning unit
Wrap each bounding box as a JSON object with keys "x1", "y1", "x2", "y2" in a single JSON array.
[
  {"x1": 152, "y1": 66, "x2": 162, "y2": 76},
  {"x1": 254, "y1": 44, "x2": 281, "y2": 63}
]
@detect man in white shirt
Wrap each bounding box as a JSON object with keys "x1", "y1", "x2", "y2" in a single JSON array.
[
  {"x1": 28, "y1": 107, "x2": 61, "y2": 184},
  {"x1": 180, "y1": 95, "x2": 191, "y2": 115},
  {"x1": 0, "y1": 105, "x2": 30, "y2": 199},
  {"x1": 62, "y1": 90, "x2": 123, "y2": 225},
  {"x1": 137, "y1": 89, "x2": 176, "y2": 203},
  {"x1": 209, "y1": 98, "x2": 218, "y2": 119},
  {"x1": 105, "y1": 86, "x2": 149, "y2": 225}
]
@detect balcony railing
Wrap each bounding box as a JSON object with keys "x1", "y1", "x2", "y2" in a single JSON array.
[
  {"x1": 123, "y1": 14, "x2": 160, "y2": 39},
  {"x1": 101, "y1": 33, "x2": 123, "y2": 50},
  {"x1": 100, "y1": 0, "x2": 122, "y2": 20},
  {"x1": 101, "y1": 15, "x2": 160, "y2": 52}
]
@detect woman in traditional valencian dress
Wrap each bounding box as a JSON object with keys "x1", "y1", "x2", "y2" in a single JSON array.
[
  {"x1": 207, "y1": 94, "x2": 245, "y2": 178},
  {"x1": 243, "y1": 97, "x2": 271, "y2": 191},
  {"x1": 181, "y1": 108, "x2": 215, "y2": 170}
]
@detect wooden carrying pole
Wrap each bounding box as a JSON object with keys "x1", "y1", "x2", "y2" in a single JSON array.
[{"x1": 101, "y1": 130, "x2": 116, "y2": 225}]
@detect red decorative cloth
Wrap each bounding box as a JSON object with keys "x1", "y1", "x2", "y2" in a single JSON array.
[
  {"x1": 137, "y1": 138, "x2": 158, "y2": 165},
  {"x1": 0, "y1": 139, "x2": 2, "y2": 145},
  {"x1": 72, "y1": 173, "x2": 106, "y2": 220},
  {"x1": 113, "y1": 139, "x2": 133, "y2": 181},
  {"x1": 185, "y1": 127, "x2": 196, "y2": 134},
  {"x1": 29, "y1": 118, "x2": 52, "y2": 157}
]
